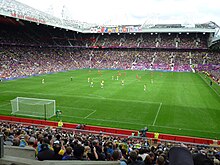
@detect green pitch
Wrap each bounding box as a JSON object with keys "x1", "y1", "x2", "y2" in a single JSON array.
[{"x1": 0, "y1": 69, "x2": 220, "y2": 139}]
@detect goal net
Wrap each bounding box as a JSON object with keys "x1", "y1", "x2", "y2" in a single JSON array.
[{"x1": 10, "y1": 97, "x2": 56, "y2": 119}]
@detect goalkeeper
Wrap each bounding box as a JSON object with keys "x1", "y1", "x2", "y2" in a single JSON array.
[{"x1": 56, "y1": 109, "x2": 62, "y2": 120}]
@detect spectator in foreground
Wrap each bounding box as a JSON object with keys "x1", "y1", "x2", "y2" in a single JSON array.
[
  {"x1": 193, "y1": 153, "x2": 214, "y2": 165},
  {"x1": 37, "y1": 143, "x2": 55, "y2": 161},
  {"x1": 62, "y1": 146, "x2": 74, "y2": 160},
  {"x1": 127, "y1": 150, "x2": 145, "y2": 165},
  {"x1": 168, "y1": 146, "x2": 194, "y2": 165},
  {"x1": 112, "y1": 150, "x2": 127, "y2": 165}
]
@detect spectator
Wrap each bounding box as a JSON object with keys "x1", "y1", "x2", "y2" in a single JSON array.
[
  {"x1": 57, "y1": 120, "x2": 63, "y2": 130},
  {"x1": 0, "y1": 121, "x2": 219, "y2": 164},
  {"x1": 62, "y1": 146, "x2": 74, "y2": 160},
  {"x1": 28, "y1": 136, "x2": 36, "y2": 148},
  {"x1": 154, "y1": 132, "x2": 160, "y2": 144},
  {"x1": 156, "y1": 155, "x2": 165, "y2": 165},
  {"x1": 193, "y1": 153, "x2": 214, "y2": 165},
  {"x1": 53, "y1": 142, "x2": 63, "y2": 160},
  {"x1": 168, "y1": 147, "x2": 194, "y2": 165},
  {"x1": 37, "y1": 143, "x2": 55, "y2": 161},
  {"x1": 112, "y1": 150, "x2": 127, "y2": 165},
  {"x1": 127, "y1": 150, "x2": 145, "y2": 165}
]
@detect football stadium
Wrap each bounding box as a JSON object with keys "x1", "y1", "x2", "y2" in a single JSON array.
[{"x1": 0, "y1": 0, "x2": 220, "y2": 164}]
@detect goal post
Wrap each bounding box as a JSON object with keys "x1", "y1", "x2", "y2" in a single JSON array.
[{"x1": 10, "y1": 97, "x2": 56, "y2": 119}]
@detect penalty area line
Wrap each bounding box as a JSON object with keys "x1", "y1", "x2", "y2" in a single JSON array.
[
  {"x1": 151, "y1": 124, "x2": 220, "y2": 134},
  {"x1": 58, "y1": 106, "x2": 95, "y2": 112},
  {"x1": 84, "y1": 110, "x2": 96, "y2": 119},
  {"x1": 3, "y1": 91, "x2": 161, "y2": 104},
  {"x1": 0, "y1": 108, "x2": 11, "y2": 112},
  {"x1": 152, "y1": 102, "x2": 162, "y2": 126},
  {"x1": 61, "y1": 114, "x2": 147, "y2": 126},
  {"x1": 0, "y1": 102, "x2": 11, "y2": 108}
]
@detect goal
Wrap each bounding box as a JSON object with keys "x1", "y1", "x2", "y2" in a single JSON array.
[{"x1": 10, "y1": 97, "x2": 56, "y2": 119}]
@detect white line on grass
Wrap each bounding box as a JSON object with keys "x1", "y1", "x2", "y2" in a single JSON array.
[
  {"x1": 61, "y1": 115, "x2": 85, "y2": 119},
  {"x1": 58, "y1": 106, "x2": 95, "y2": 112},
  {"x1": 0, "y1": 91, "x2": 8, "y2": 94},
  {"x1": 152, "y1": 124, "x2": 220, "y2": 134},
  {"x1": 4, "y1": 91, "x2": 161, "y2": 104},
  {"x1": 61, "y1": 114, "x2": 220, "y2": 134},
  {"x1": 198, "y1": 73, "x2": 220, "y2": 97},
  {"x1": 0, "y1": 108, "x2": 11, "y2": 112},
  {"x1": 61, "y1": 114, "x2": 147, "y2": 126},
  {"x1": 152, "y1": 102, "x2": 162, "y2": 126},
  {"x1": 0, "y1": 102, "x2": 11, "y2": 108},
  {"x1": 88, "y1": 94, "x2": 105, "y2": 99},
  {"x1": 84, "y1": 110, "x2": 96, "y2": 119},
  {"x1": 88, "y1": 117, "x2": 147, "y2": 126}
]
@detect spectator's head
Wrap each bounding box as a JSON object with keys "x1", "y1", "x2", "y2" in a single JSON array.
[
  {"x1": 24, "y1": 135, "x2": 30, "y2": 142},
  {"x1": 92, "y1": 140, "x2": 98, "y2": 146},
  {"x1": 28, "y1": 136, "x2": 35, "y2": 145},
  {"x1": 112, "y1": 150, "x2": 120, "y2": 161},
  {"x1": 12, "y1": 138, "x2": 20, "y2": 146},
  {"x1": 37, "y1": 134, "x2": 44, "y2": 142},
  {"x1": 65, "y1": 146, "x2": 73, "y2": 156},
  {"x1": 193, "y1": 153, "x2": 214, "y2": 165},
  {"x1": 74, "y1": 144, "x2": 84, "y2": 159},
  {"x1": 168, "y1": 147, "x2": 194, "y2": 165},
  {"x1": 84, "y1": 146, "x2": 91, "y2": 154},
  {"x1": 156, "y1": 155, "x2": 165, "y2": 165},
  {"x1": 129, "y1": 150, "x2": 137, "y2": 162},
  {"x1": 42, "y1": 137, "x2": 50, "y2": 145},
  {"x1": 40, "y1": 143, "x2": 49, "y2": 151},
  {"x1": 53, "y1": 143, "x2": 61, "y2": 154}
]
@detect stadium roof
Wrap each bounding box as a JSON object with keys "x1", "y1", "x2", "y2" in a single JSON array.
[
  {"x1": 17, "y1": 0, "x2": 220, "y2": 27},
  {"x1": 0, "y1": 0, "x2": 218, "y2": 36}
]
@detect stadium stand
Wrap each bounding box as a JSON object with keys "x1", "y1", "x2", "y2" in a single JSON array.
[
  {"x1": 0, "y1": 120, "x2": 220, "y2": 164},
  {"x1": 0, "y1": 1, "x2": 220, "y2": 164}
]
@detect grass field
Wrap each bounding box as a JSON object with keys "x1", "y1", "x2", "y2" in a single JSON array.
[{"x1": 0, "y1": 69, "x2": 220, "y2": 139}]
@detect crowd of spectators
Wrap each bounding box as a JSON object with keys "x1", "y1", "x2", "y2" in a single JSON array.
[
  {"x1": 178, "y1": 33, "x2": 208, "y2": 49},
  {"x1": 192, "y1": 52, "x2": 220, "y2": 81},
  {"x1": 1, "y1": 121, "x2": 220, "y2": 164},
  {"x1": 0, "y1": 16, "x2": 219, "y2": 81},
  {"x1": 0, "y1": 3, "x2": 220, "y2": 164},
  {"x1": 1, "y1": 44, "x2": 220, "y2": 81}
]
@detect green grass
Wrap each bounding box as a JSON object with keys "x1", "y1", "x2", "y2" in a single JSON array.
[{"x1": 0, "y1": 69, "x2": 220, "y2": 139}]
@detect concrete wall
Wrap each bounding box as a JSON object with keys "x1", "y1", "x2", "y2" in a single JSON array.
[
  {"x1": 1, "y1": 146, "x2": 120, "y2": 165},
  {"x1": 0, "y1": 156, "x2": 120, "y2": 165},
  {"x1": 4, "y1": 146, "x2": 36, "y2": 159}
]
